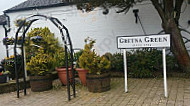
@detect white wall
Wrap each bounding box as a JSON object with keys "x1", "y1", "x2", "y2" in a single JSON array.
[
  {"x1": 0, "y1": 1, "x2": 189, "y2": 60},
  {"x1": 0, "y1": 26, "x2": 7, "y2": 60}
]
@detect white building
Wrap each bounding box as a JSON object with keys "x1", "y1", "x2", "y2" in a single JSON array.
[
  {"x1": 0, "y1": 15, "x2": 7, "y2": 60},
  {"x1": 0, "y1": 0, "x2": 189, "y2": 60}
]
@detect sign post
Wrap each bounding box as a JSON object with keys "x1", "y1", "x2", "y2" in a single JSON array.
[
  {"x1": 123, "y1": 49, "x2": 128, "y2": 93},
  {"x1": 117, "y1": 34, "x2": 170, "y2": 97},
  {"x1": 162, "y1": 48, "x2": 168, "y2": 97}
]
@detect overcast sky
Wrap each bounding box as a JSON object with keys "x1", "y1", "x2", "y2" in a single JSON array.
[{"x1": 0, "y1": 0, "x2": 27, "y2": 14}]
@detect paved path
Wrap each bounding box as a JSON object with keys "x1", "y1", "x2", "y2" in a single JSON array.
[{"x1": 0, "y1": 78, "x2": 190, "y2": 106}]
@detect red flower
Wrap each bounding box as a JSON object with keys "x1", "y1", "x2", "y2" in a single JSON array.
[{"x1": 0, "y1": 72, "x2": 2, "y2": 76}]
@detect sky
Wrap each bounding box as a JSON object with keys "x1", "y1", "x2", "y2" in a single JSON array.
[{"x1": 0, "y1": 0, "x2": 27, "y2": 14}]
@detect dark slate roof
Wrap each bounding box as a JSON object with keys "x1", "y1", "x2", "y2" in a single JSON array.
[
  {"x1": 4, "y1": 0, "x2": 76, "y2": 13},
  {"x1": 0, "y1": 15, "x2": 7, "y2": 25}
]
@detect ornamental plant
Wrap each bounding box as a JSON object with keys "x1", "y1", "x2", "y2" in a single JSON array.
[
  {"x1": 16, "y1": 36, "x2": 25, "y2": 45},
  {"x1": 54, "y1": 48, "x2": 66, "y2": 67},
  {"x1": 74, "y1": 50, "x2": 83, "y2": 68},
  {"x1": 1, "y1": 55, "x2": 23, "y2": 79},
  {"x1": 0, "y1": 71, "x2": 10, "y2": 76},
  {"x1": 110, "y1": 53, "x2": 124, "y2": 72},
  {"x1": 79, "y1": 37, "x2": 110, "y2": 75},
  {"x1": 14, "y1": 18, "x2": 29, "y2": 27},
  {"x1": 3, "y1": 37, "x2": 14, "y2": 45},
  {"x1": 25, "y1": 27, "x2": 61, "y2": 62},
  {"x1": 26, "y1": 48, "x2": 55, "y2": 76},
  {"x1": 25, "y1": 27, "x2": 63, "y2": 76}
]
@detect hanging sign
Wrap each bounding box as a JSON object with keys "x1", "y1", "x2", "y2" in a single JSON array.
[{"x1": 117, "y1": 34, "x2": 170, "y2": 49}]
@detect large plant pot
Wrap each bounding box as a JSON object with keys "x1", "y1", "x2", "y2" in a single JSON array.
[
  {"x1": 30, "y1": 75, "x2": 52, "y2": 92},
  {"x1": 75, "y1": 68, "x2": 88, "y2": 86},
  {"x1": 86, "y1": 73, "x2": 111, "y2": 93},
  {"x1": 56, "y1": 67, "x2": 73, "y2": 85}
]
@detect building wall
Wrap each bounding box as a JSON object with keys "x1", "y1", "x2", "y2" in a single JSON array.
[
  {"x1": 0, "y1": 26, "x2": 7, "y2": 60},
  {"x1": 0, "y1": 1, "x2": 189, "y2": 60}
]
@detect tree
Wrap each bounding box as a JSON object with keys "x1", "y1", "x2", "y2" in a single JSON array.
[{"x1": 77, "y1": 0, "x2": 190, "y2": 73}]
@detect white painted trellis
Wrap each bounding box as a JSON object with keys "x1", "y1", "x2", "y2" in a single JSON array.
[{"x1": 117, "y1": 34, "x2": 170, "y2": 97}]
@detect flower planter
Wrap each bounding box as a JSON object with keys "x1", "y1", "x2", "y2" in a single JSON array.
[
  {"x1": 3, "y1": 40, "x2": 7, "y2": 45},
  {"x1": 17, "y1": 39, "x2": 24, "y2": 45},
  {"x1": 86, "y1": 73, "x2": 111, "y2": 93},
  {"x1": 30, "y1": 75, "x2": 52, "y2": 92},
  {"x1": 3, "y1": 38, "x2": 14, "y2": 45},
  {"x1": 56, "y1": 67, "x2": 73, "y2": 85},
  {"x1": 75, "y1": 68, "x2": 88, "y2": 86},
  {"x1": 0, "y1": 75, "x2": 8, "y2": 83}
]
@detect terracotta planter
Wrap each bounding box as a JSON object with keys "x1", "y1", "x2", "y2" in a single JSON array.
[
  {"x1": 86, "y1": 73, "x2": 111, "y2": 93},
  {"x1": 30, "y1": 75, "x2": 52, "y2": 92},
  {"x1": 75, "y1": 68, "x2": 88, "y2": 86},
  {"x1": 56, "y1": 67, "x2": 73, "y2": 85}
]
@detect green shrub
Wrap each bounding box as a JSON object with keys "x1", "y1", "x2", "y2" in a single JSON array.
[
  {"x1": 109, "y1": 49, "x2": 178, "y2": 78},
  {"x1": 25, "y1": 27, "x2": 63, "y2": 76},
  {"x1": 1, "y1": 55, "x2": 23, "y2": 79},
  {"x1": 127, "y1": 49, "x2": 161, "y2": 78},
  {"x1": 74, "y1": 50, "x2": 83, "y2": 68},
  {"x1": 25, "y1": 27, "x2": 62, "y2": 62},
  {"x1": 54, "y1": 48, "x2": 66, "y2": 67},
  {"x1": 26, "y1": 48, "x2": 55, "y2": 76},
  {"x1": 79, "y1": 37, "x2": 111, "y2": 75},
  {"x1": 110, "y1": 53, "x2": 124, "y2": 72},
  {"x1": 166, "y1": 54, "x2": 179, "y2": 72}
]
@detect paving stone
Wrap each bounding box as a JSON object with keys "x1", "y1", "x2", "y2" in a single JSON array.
[{"x1": 0, "y1": 78, "x2": 189, "y2": 106}]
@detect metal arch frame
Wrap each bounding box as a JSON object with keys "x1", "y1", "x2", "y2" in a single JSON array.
[{"x1": 14, "y1": 14, "x2": 75, "y2": 101}]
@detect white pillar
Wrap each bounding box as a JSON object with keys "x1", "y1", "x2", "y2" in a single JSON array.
[
  {"x1": 123, "y1": 49, "x2": 128, "y2": 93},
  {"x1": 162, "y1": 48, "x2": 168, "y2": 97}
]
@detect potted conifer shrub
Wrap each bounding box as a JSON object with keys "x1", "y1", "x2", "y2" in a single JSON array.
[
  {"x1": 79, "y1": 37, "x2": 111, "y2": 92},
  {"x1": 26, "y1": 48, "x2": 54, "y2": 92},
  {"x1": 25, "y1": 27, "x2": 62, "y2": 92},
  {"x1": 74, "y1": 50, "x2": 89, "y2": 86}
]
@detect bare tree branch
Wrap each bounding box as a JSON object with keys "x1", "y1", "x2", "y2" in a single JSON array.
[
  {"x1": 157, "y1": 30, "x2": 165, "y2": 34},
  {"x1": 182, "y1": 36, "x2": 190, "y2": 44},
  {"x1": 174, "y1": 0, "x2": 184, "y2": 24},
  {"x1": 151, "y1": 0, "x2": 167, "y2": 23},
  {"x1": 180, "y1": 28, "x2": 190, "y2": 35}
]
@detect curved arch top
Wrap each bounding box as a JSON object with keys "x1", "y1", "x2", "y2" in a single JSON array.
[{"x1": 13, "y1": 14, "x2": 75, "y2": 101}]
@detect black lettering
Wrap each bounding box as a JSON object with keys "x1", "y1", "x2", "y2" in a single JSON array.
[
  {"x1": 159, "y1": 38, "x2": 162, "y2": 42},
  {"x1": 135, "y1": 39, "x2": 138, "y2": 43},
  {"x1": 150, "y1": 38, "x2": 154, "y2": 42},
  {"x1": 155, "y1": 38, "x2": 158, "y2": 42},
  {"x1": 163, "y1": 37, "x2": 167, "y2": 42},
  {"x1": 120, "y1": 38, "x2": 124, "y2": 43},
  {"x1": 144, "y1": 37, "x2": 149, "y2": 42},
  {"x1": 139, "y1": 39, "x2": 142, "y2": 43}
]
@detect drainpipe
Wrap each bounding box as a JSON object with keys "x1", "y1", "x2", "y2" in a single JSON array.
[
  {"x1": 2, "y1": 25, "x2": 9, "y2": 57},
  {"x1": 3, "y1": 12, "x2": 10, "y2": 31},
  {"x1": 3, "y1": 12, "x2": 11, "y2": 58}
]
